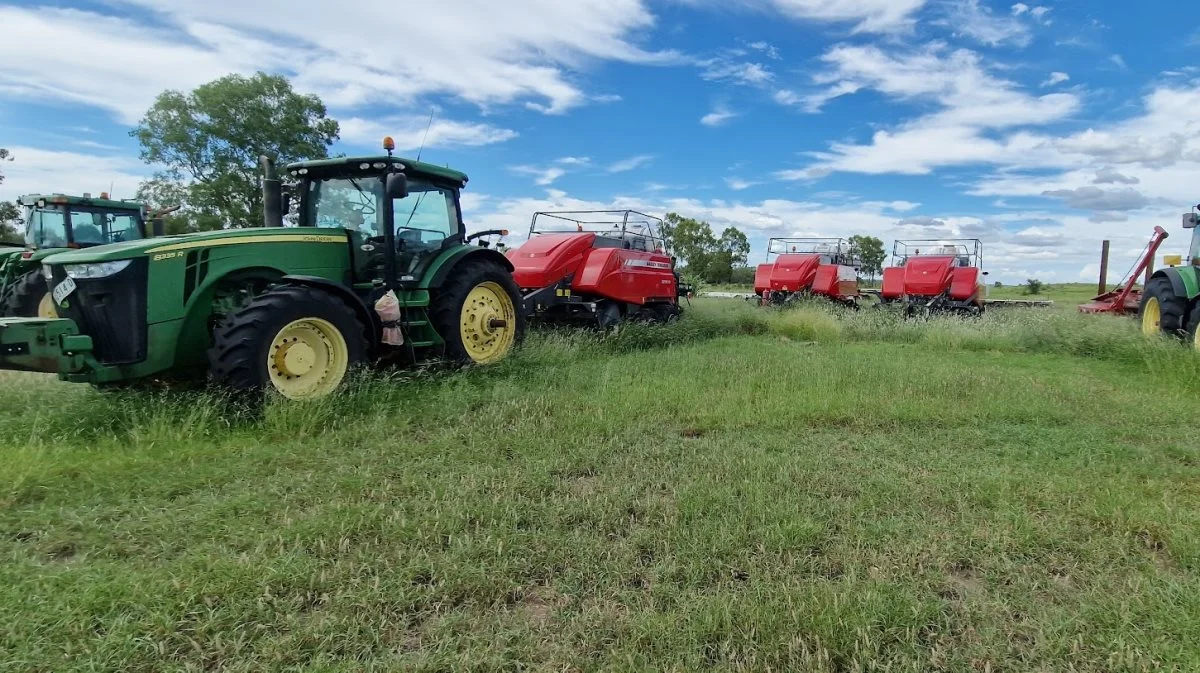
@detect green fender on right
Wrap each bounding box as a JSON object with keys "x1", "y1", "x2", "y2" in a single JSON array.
[{"x1": 1151, "y1": 266, "x2": 1200, "y2": 301}]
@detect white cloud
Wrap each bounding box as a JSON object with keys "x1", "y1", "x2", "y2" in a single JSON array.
[
  {"x1": 0, "y1": 146, "x2": 149, "y2": 202},
  {"x1": 510, "y1": 165, "x2": 568, "y2": 187},
  {"x1": 701, "y1": 106, "x2": 739, "y2": 126},
  {"x1": 746, "y1": 41, "x2": 781, "y2": 59},
  {"x1": 725, "y1": 177, "x2": 759, "y2": 190},
  {"x1": 338, "y1": 117, "x2": 518, "y2": 151},
  {"x1": 1011, "y1": 3, "x2": 1029, "y2": 15},
  {"x1": 700, "y1": 59, "x2": 774, "y2": 85},
  {"x1": 1041, "y1": 71, "x2": 1070, "y2": 87},
  {"x1": 793, "y1": 43, "x2": 1080, "y2": 175},
  {"x1": 1110, "y1": 54, "x2": 1129, "y2": 70},
  {"x1": 608, "y1": 154, "x2": 656, "y2": 172},
  {"x1": 940, "y1": 0, "x2": 1031, "y2": 47},
  {"x1": 1030, "y1": 6, "x2": 1051, "y2": 21},
  {"x1": 761, "y1": 0, "x2": 928, "y2": 33},
  {"x1": 0, "y1": 1, "x2": 681, "y2": 123}
]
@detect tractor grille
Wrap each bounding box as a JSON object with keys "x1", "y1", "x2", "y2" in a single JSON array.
[{"x1": 51, "y1": 259, "x2": 149, "y2": 365}]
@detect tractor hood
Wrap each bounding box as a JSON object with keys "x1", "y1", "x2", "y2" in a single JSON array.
[{"x1": 41, "y1": 227, "x2": 351, "y2": 264}]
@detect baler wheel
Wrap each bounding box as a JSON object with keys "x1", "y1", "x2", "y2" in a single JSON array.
[
  {"x1": 0, "y1": 269, "x2": 54, "y2": 318},
  {"x1": 1139, "y1": 277, "x2": 1186, "y2": 337},
  {"x1": 208, "y1": 285, "x2": 368, "y2": 399},
  {"x1": 431, "y1": 260, "x2": 525, "y2": 364}
]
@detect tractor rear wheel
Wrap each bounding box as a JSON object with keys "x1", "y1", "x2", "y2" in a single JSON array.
[
  {"x1": 1, "y1": 269, "x2": 55, "y2": 318},
  {"x1": 1184, "y1": 303, "x2": 1200, "y2": 352},
  {"x1": 431, "y1": 260, "x2": 525, "y2": 365},
  {"x1": 1139, "y1": 277, "x2": 1187, "y2": 337},
  {"x1": 208, "y1": 285, "x2": 368, "y2": 399}
]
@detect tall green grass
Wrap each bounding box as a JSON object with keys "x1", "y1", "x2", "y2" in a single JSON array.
[{"x1": 2, "y1": 298, "x2": 1198, "y2": 671}]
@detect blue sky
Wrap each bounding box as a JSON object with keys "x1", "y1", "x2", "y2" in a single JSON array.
[{"x1": 1, "y1": 0, "x2": 1199, "y2": 283}]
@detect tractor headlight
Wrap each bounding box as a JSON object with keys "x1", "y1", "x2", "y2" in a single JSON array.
[{"x1": 64, "y1": 260, "x2": 132, "y2": 279}]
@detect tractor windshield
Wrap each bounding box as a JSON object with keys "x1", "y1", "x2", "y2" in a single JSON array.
[
  {"x1": 308, "y1": 176, "x2": 382, "y2": 234},
  {"x1": 68, "y1": 208, "x2": 143, "y2": 245}
]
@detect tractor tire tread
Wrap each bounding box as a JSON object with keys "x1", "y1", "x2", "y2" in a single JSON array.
[
  {"x1": 207, "y1": 284, "x2": 368, "y2": 392},
  {"x1": 1, "y1": 269, "x2": 49, "y2": 318}
]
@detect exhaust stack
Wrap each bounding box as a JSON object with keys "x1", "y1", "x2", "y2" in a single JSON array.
[{"x1": 260, "y1": 155, "x2": 282, "y2": 228}]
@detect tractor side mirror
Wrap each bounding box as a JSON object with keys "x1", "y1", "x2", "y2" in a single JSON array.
[
  {"x1": 1183, "y1": 213, "x2": 1198, "y2": 229},
  {"x1": 386, "y1": 173, "x2": 409, "y2": 200}
]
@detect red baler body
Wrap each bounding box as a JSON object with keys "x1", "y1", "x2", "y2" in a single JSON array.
[{"x1": 507, "y1": 233, "x2": 678, "y2": 304}]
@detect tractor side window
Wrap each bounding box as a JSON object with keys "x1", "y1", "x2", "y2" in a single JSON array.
[
  {"x1": 393, "y1": 182, "x2": 458, "y2": 248},
  {"x1": 309, "y1": 177, "x2": 382, "y2": 236},
  {"x1": 28, "y1": 207, "x2": 68, "y2": 248}
]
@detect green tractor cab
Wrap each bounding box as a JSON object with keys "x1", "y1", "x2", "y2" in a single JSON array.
[
  {"x1": 0, "y1": 194, "x2": 166, "y2": 318},
  {"x1": 0, "y1": 141, "x2": 524, "y2": 399}
]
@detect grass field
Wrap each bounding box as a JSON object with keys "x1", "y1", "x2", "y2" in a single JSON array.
[{"x1": 2, "y1": 299, "x2": 1198, "y2": 671}]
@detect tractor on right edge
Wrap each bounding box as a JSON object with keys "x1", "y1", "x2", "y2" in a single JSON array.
[{"x1": 1139, "y1": 205, "x2": 1200, "y2": 349}]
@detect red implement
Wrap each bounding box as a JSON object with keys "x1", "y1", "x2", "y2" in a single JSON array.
[
  {"x1": 879, "y1": 240, "x2": 986, "y2": 314},
  {"x1": 506, "y1": 210, "x2": 685, "y2": 326},
  {"x1": 1078, "y1": 226, "x2": 1169, "y2": 314},
  {"x1": 755, "y1": 238, "x2": 861, "y2": 306}
]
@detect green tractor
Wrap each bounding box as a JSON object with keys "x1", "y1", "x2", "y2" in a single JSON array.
[
  {"x1": 1140, "y1": 205, "x2": 1200, "y2": 349},
  {"x1": 0, "y1": 194, "x2": 167, "y2": 318},
  {"x1": 0, "y1": 140, "x2": 524, "y2": 399}
]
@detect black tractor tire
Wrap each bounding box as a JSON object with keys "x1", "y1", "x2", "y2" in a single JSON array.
[
  {"x1": 1184, "y1": 301, "x2": 1200, "y2": 352},
  {"x1": 430, "y1": 260, "x2": 525, "y2": 365},
  {"x1": 1, "y1": 268, "x2": 51, "y2": 318},
  {"x1": 207, "y1": 285, "x2": 368, "y2": 398},
  {"x1": 1139, "y1": 276, "x2": 1187, "y2": 336}
]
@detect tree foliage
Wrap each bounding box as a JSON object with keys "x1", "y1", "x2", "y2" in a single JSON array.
[
  {"x1": 660, "y1": 213, "x2": 751, "y2": 284},
  {"x1": 0, "y1": 149, "x2": 18, "y2": 243},
  {"x1": 1024, "y1": 279, "x2": 1045, "y2": 295},
  {"x1": 132, "y1": 72, "x2": 339, "y2": 229},
  {"x1": 848, "y1": 234, "x2": 886, "y2": 281},
  {"x1": 0, "y1": 200, "x2": 20, "y2": 243}
]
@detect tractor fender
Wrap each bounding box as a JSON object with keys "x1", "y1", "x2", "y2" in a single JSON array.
[
  {"x1": 424, "y1": 247, "x2": 514, "y2": 289},
  {"x1": 280, "y1": 275, "x2": 381, "y2": 352},
  {"x1": 1150, "y1": 267, "x2": 1200, "y2": 301}
]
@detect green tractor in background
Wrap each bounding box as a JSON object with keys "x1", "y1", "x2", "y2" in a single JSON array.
[
  {"x1": 0, "y1": 139, "x2": 523, "y2": 399},
  {"x1": 0, "y1": 194, "x2": 168, "y2": 318},
  {"x1": 1140, "y1": 205, "x2": 1200, "y2": 349}
]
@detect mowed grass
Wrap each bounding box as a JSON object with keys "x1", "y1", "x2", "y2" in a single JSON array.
[{"x1": 2, "y1": 300, "x2": 1199, "y2": 672}]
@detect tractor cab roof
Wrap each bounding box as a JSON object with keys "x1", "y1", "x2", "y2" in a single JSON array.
[
  {"x1": 19, "y1": 194, "x2": 145, "y2": 212},
  {"x1": 286, "y1": 156, "x2": 468, "y2": 186}
]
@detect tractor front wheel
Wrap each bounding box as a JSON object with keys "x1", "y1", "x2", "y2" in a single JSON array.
[
  {"x1": 431, "y1": 261, "x2": 525, "y2": 365},
  {"x1": 1, "y1": 269, "x2": 55, "y2": 318},
  {"x1": 208, "y1": 285, "x2": 368, "y2": 399},
  {"x1": 1139, "y1": 277, "x2": 1187, "y2": 337}
]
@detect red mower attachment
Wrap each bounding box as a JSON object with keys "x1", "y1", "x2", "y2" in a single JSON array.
[
  {"x1": 505, "y1": 210, "x2": 687, "y2": 327},
  {"x1": 754, "y1": 238, "x2": 861, "y2": 306},
  {"x1": 880, "y1": 239, "x2": 987, "y2": 315},
  {"x1": 1078, "y1": 226, "x2": 1169, "y2": 314}
]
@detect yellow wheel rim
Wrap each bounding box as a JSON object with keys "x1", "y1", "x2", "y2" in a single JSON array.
[
  {"x1": 459, "y1": 281, "x2": 516, "y2": 364},
  {"x1": 37, "y1": 293, "x2": 57, "y2": 319},
  {"x1": 1141, "y1": 297, "x2": 1161, "y2": 336},
  {"x1": 265, "y1": 317, "x2": 349, "y2": 399}
]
